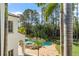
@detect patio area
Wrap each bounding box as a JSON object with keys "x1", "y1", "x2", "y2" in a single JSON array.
[{"x1": 24, "y1": 44, "x2": 59, "y2": 56}]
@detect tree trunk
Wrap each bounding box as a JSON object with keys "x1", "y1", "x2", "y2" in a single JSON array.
[
  {"x1": 37, "y1": 48, "x2": 39, "y2": 56},
  {"x1": 64, "y1": 3, "x2": 73, "y2": 56},
  {"x1": 4, "y1": 3, "x2": 8, "y2": 56},
  {"x1": 60, "y1": 3, "x2": 64, "y2": 56}
]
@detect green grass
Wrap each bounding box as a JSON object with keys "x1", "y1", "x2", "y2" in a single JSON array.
[
  {"x1": 72, "y1": 42, "x2": 79, "y2": 56},
  {"x1": 55, "y1": 42, "x2": 79, "y2": 56},
  {"x1": 56, "y1": 44, "x2": 60, "y2": 54},
  {"x1": 54, "y1": 40, "x2": 60, "y2": 54}
]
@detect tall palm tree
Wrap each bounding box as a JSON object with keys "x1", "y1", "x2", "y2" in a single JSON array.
[
  {"x1": 60, "y1": 3, "x2": 64, "y2": 56},
  {"x1": 64, "y1": 3, "x2": 73, "y2": 56},
  {"x1": 4, "y1": 3, "x2": 8, "y2": 56}
]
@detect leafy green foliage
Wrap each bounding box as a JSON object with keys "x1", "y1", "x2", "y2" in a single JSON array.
[
  {"x1": 23, "y1": 9, "x2": 39, "y2": 24},
  {"x1": 19, "y1": 4, "x2": 60, "y2": 41},
  {"x1": 18, "y1": 26, "x2": 26, "y2": 34},
  {"x1": 36, "y1": 3, "x2": 58, "y2": 21},
  {"x1": 36, "y1": 3, "x2": 46, "y2": 7},
  {"x1": 73, "y1": 16, "x2": 79, "y2": 41},
  {"x1": 44, "y1": 3, "x2": 58, "y2": 21},
  {"x1": 24, "y1": 23, "x2": 60, "y2": 41},
  {"x1": 34, "y1": 40, "x2": 43, "y2": 47}
]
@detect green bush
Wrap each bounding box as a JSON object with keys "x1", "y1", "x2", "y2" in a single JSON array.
[{"x1": 18, "y1": 26, "x2": 26, "y2": 34}]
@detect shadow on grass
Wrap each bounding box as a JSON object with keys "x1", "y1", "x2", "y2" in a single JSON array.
[{"x1": 73, "y1": 42, "x2": 79, "y2": 46}]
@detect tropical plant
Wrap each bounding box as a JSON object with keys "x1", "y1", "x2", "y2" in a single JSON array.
[
  {"x1": 60, "y1": 3, "x2": 64, "y2": 56},
  {"x1": 36, "y1": 3, "x2": 58, "y2": 20},
  {"x1": 18, "y1": 26, "x2": 26, "y2": 34},
  {"x1": 34, "y1": 40, "x2": 42, "y2": 56}
]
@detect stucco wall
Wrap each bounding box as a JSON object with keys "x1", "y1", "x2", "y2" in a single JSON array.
[
  {"x1": 8, "y1": 15, "x2": 19, "y2": 56},
  {"x1": 8, "y1": 15, "x2": 25, "y2": 56}
]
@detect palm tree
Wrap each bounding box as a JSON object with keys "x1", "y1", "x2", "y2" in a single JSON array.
[
  {"x1": 4, "y1": 3, "x2": 8, "y2": 56},
  {"x1": 60, "y1": 3, "x2": 64, "y2": 56},
  {"x1": 34, "y1": 40, "x2": 42, "y2": 56},
  {"x1": 64, "y1": 3, "x2": 73, "y2": 56}
]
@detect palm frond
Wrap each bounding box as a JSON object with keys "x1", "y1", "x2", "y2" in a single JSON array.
[
  {"x1": 35, "y1": 3, "x2": 46, "y2": 7},
  {"x1": 44, "y1": 3, "x2": 58, "y2": 21}
]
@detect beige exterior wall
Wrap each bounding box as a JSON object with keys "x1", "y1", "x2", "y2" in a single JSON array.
[
  {"x1": 8, "y1": 14, "x2": 25, "y2": 56},
  {"x1": 8, "y1": 15, "x2": 19, "y2": 56}
]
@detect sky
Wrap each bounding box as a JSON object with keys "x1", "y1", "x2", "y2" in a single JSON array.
[
  {"x1": 8, "y1": 3, "x2": 79, "y2": 17},
  {"x1": 8, "y1": 3, "x2": 41, "y2": 15}
]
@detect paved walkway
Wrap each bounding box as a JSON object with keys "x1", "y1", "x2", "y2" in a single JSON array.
[{"x1": 24, "y1": 44, "x2": 59, "y2": 56}]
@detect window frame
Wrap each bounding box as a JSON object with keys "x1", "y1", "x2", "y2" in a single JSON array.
[{"x1": 8, "y1": 21, "x2": 13, "y2": 33}]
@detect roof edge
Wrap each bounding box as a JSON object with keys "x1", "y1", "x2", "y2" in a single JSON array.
[{"x1": 8, "y1": 13, "x2": 20, "y2": 18}]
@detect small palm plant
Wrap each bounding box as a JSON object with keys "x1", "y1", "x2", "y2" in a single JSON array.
[{"x1": 34, "y1": 40, "x2": 43, "y2": 56}]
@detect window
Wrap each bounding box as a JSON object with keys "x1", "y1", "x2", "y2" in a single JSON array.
[
  {"x1": 8, "y1": 21, "x2": 13, "y2": 33},
  {"x1": 8, "y1": 49, "x2": 14, "y2": 56}
]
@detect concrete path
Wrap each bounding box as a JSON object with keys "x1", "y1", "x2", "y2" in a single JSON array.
[{"x1": 24, "y1": 44, "x2": 59, "y2": 56}]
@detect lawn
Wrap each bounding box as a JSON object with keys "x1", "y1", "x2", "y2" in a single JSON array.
[
  {"x1": 72, "y1": 42, "x2": 79, "y2": 56},
  {"x1": 54, "y1": 40, "x2": 60, "y2": 54},
  {"x1": 56, "y1": 44, "x2": 60, "y2": 54},
  {"x1": 56, "y1": 42, "x2": 79, "y2": 56}
]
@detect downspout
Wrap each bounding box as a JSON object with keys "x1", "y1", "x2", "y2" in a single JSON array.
[{"x1": 4, "y1": 3, "x2": 8, "y2": 56}]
